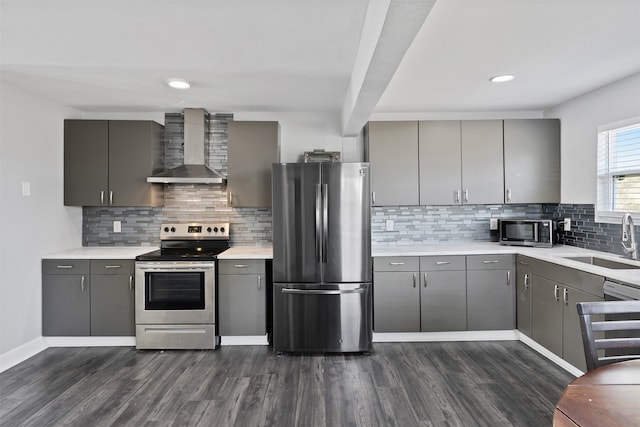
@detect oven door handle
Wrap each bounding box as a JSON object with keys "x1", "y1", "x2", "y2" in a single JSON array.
[{"x1": 136, "y1": 266, "x2": 214, "y2": 272}]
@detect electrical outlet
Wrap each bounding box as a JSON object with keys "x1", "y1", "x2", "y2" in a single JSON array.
[
  {"x1": 113, "y1": 221, "x2": 121, "y2": 233},
  {"x1": 22, "y1": 182, "x2": 31, "y2": 196},
  {"x1": 564, "y1": 218, "x2": 571, "y2": 232},
  {"x1": 489, "y1": 218, "x2": 498, "y2": 230},
  {"x1": 386, "y1": 219, "x2": 394, "y2": 231}
]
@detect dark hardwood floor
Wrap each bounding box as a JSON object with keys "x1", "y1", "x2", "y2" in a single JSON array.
[{"x1": 0, "y1": 341, "x2": 574, "y2": 426}]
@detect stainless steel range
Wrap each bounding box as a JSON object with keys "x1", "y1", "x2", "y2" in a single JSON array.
[{"x1": 135, "y1": 223, "x2": 230, "y2": 350}]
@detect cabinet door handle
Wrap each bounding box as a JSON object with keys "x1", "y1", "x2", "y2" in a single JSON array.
[
  {"x1": 519, "y1": 261, "x2": 529, "y2": 266},
  {"x1": 233, "y1": 264, "x2": 249, "y2": 268},
  {"x1": 524, "y1": 273, "x2": 529, "y2": 290},
  {"x1": 423, "y1": 273, "x2": 427, "y2": 288},
  {"x1": 229, "y1": 191, "x2": 233, "y2": 206},
  {"x1": 109, "y1": 190, "x2": 113, "y2": 205},
  {"x1": 81, "y1": 276, "x2": 86, "y2": 292},
  {"x1": 563, "y1": 288, "x2": 568, "y2": 305},
  {"x1": 454, "y1": 190, "x2": 460, "y2": 203},
  {"x1": 56, "y1": 265, "x2": 73, "y2": 269},
  {"x1": 435, "y1": 261, "x2": 450, "y2": 265},
  {"x1": 389, "y1": 262, "x2": 405, "y2": 266},
  {"x1": 554, "y1": 284, "x2": 559, "y2": 302},
  {"x1": 412, "y1": 273, "x2": 416, "y2": 288},
  {"x1": 483, "y1": 260, "x2": 499, "y2": 264},
  {"x1": 463, "y1": 189, "x2": 469, "y2": 203},
  {"x1": 257, "y1": 275, "x2": 262, "y2": 291},
  {"x1": 506, "y1": 188, "x2": 512, "y2": 202},
  {"x1": 105, "y1": 265, "x2": 121, "y2": 269},
  {"x1": 506, "y1": 270, "x2": 511, "y2": 286},
  {"x1": 372, "y1": 191, "x2": 376, "y2": 204},
  {"x1": 100, "y1": 190, "x2": 105, "y2": 205},
  {"x1": 129, "y1": 276, "x2": 133, "y2": 291}
]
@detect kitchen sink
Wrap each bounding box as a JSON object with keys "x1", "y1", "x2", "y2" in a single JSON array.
[{"x1": 563, "y1": 256, "x2": 640, "y2": 270}]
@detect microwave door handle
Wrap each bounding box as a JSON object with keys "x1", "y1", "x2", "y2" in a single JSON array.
[{"x1": 533, "y1": 223, "x2": 539, "y2": 242}]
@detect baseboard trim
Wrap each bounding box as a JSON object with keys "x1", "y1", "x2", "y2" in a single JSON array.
[
  {"x1": 0, "y1": 337, "x2": 48, "y2": 373},
  {"x1": 220, "y1": 335, "x2": 269, "y2": 346},
  {"x1": 373, "y1": 330, "x2": 519, "y2": 342},
  {"x1": 43, "y1": 336, "x2": 136, "y2": 347},
  {"x1": 516, "y1": 332, "x2": 583, "y2": 377}
]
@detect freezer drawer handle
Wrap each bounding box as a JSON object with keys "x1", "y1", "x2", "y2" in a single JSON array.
[{"x1": 281, "y1": 288, "x2": 365, "y2": 295}]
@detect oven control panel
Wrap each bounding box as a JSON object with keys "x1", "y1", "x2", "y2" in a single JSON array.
[{"x1": 161, "y1": 223, "x2": 230, "y2": 240}]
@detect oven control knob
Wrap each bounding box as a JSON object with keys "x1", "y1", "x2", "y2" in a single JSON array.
[
  {"x1": 164, "y1": 227, "x2": 169, "y2": 232},
  {"x1": 170, "y1": 227, "x2": 176, "y2": 232},
  {"x1": 213, "y1": 227, "x2": 219, "y2": 232},
  {"x1": 220, "y1": 227, "x2": 225, "y2": 233},
  {"x1": 207, "y1": 227, "x2": 212, "y2": 233}
]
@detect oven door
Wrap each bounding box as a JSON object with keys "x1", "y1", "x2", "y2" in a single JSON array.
[{"x1": 135, "y1": 261, "x2": 215, "y2": 325}]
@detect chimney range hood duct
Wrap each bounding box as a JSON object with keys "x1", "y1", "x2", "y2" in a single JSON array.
[{"x1": 147, "y1": 108, "x2": 226, "y2": 184}]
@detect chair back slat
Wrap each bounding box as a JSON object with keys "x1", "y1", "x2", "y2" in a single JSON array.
[{"x1": 577, "y1": 300, "x2": 640, "y2": 372}]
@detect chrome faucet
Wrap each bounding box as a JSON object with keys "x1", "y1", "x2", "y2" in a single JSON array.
[{"x1": 621, "y1": 213, "x2": 638, "y2": 260}]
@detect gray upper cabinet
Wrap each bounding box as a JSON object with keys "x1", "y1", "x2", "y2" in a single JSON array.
[
  {"x1": 227, "y1": 121, "x2": 279, "y2": 207},
  {"x1": 460, "y1": 120, "x2": 504, "y2": 204},
  {"x1": 503, "y1": 119, "x2": 560, "y2": 203},
  {"x1": 366, "y1": 121, "x2": 419, "y2": 206},
  {"x1": 64, "y1": 120, "x2": 164, "y2": 207},
  {"x1": 419, "y1": 121, "x2": 462, "y2": 205}
]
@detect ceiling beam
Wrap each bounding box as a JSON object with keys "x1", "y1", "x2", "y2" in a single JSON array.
[{"x1": 341, "y1": 0, "x2": 436, "y2": 136}]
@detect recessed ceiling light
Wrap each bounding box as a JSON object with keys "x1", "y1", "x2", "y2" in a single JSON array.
[
  {"x1": 167, "y1": 79, "x2": 191, "y2": 89},
  {"x1": 489, "y1": 74, "x2": 515, "y2": 83}
]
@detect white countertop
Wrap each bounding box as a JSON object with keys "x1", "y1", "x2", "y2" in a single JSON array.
[
  {"x1": 218, "y1": 246, "x2": 273, "y2": 259},
  {"x1": 373, "y1": 242, "x2": 640, "y2": 287},
  {"x1": 42, "y1": 246, "x2": 158, "y2": 259}
]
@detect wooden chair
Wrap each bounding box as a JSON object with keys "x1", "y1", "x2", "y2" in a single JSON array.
[{"x1": 577, "y1": 300, "x2": 640, "y2": 372}]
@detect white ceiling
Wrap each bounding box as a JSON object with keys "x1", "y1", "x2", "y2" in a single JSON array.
[{"x1": 1, "y1": 0, "x2": 639, "y2": 123}]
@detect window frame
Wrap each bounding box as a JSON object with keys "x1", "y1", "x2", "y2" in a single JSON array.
[{"x1": 595, "y1": 116, "x2": 640, "y2": 224}]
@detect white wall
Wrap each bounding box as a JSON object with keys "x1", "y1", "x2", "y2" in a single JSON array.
[
  {"x1": 544, "y1": 72, "x2": 640, "y2": 204},
  {"x1": 0, "y1": 82, "x2": 83, "y2": 361}
]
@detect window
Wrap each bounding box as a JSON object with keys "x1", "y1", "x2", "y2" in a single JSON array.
[{"x1": 596, "y1": 117, "x2": 640, "y2": 223}]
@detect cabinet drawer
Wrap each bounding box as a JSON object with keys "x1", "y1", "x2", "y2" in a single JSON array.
[
  {"x1": 373, "y1": 257, "x2": 419, "y2": 272},
  {"x1": 218, "y1": 259, "x2": 265, "y2": 275},
  {"x1": 420, "y1": 256, "x2": 465, "y2": 271},
  {"x1": 91, "y1": 259, "x2": 134, "y2": 275},
  {"x1": 42, "y1": 259, "x2": 90, "y2": 275},
  {"x1": 466, "y1": 254, "x2": 514, "y2": 270}
]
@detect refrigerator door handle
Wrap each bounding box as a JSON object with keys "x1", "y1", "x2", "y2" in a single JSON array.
[
  {"x1": 322, "y1": 183, "x2": 328, "y2": 264},
  {"x1": 281, "y1": 288, "x2": 365, "y2": 295},
  {"x1": 315, "y1": 183, "x2": 323, "y2": 265}
]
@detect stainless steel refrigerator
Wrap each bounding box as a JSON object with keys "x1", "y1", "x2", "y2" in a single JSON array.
[{"x1": 272, "y1": 162, "x2": 372, "y2": 353}]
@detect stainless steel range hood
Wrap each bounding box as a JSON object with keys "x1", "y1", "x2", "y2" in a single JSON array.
[{"x1": 147, "y1": 108, "x2": 226, "y2": 184}]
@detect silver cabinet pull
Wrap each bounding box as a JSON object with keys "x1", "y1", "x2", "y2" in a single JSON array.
[
  {"x1": 463, "y1": 189, "x2": 469, "y2": 203},
  {"x1": 56, "y1": 265, "x2": 73, "y2": 269},
  {"x1": 257, "y1": 275, "x2": 262, "y2": 291},
  {"x1": 412, "y1": 273, "x2": 416, "y2": 288},
  {"x1": 435, "y1": 261, "x2": 450, "y2": 265},
  {"x1": 423, "y1": 273, "x2": 427, "y2": 288},
  {"x1": 228, "y1": 191, "x2": 233, "y2": 206},
  {"x1": 506, "y1": 188, "x2": 512, "y2": 202},
  {"x1": 129, "y1": 276, "x2": 133, "y2": 291},
  {"x1": 483, "y1": 260, "x2": 499, "y2": 264},
  {"x1": 554, "y1": 284, "x2": 559, "y2": 302},
  {"x1": 563, "y1": 288, "x2": 568, "y2": 305},
  {"x1": 524, "y1": 273, "x2": 529, "y2": 290},
  {"x1": 506, "y1": 270, "x2": 511, "y2": 286},
  {"x1": 105, "y1": 265, "x2": 121, "y2": 269},
  {"x1": 454, "y1": 190, "x2": 460, "y2": 204},
  {"x1": 109, "y1": 190, "x2": 113, "y2": 205},
  {"x1": 234, "y1": 264, "x2": 249, "y2": 268},
  {"x1": 389, "y1": 262, "x2": 405, "y2": 266},
  {"x1": 372, "y1": 191, "x2": 376, "y2": 204},
  {"x1": 519, "y1": 261, "x2": 529, "y2": 266},
  {"x1": 100, "y1": 190, "x2": 105, "y2": 205},
  {"x1": 81, "y1": 276, "x2": 86, "y2": 292}
]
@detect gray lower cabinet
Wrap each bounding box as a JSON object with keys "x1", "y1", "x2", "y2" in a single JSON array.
[
  {"x1": 503, "y1": 119, "x2": 560, "y2": 204},
  {"x1": 373, "y1": 257, "x2": 420, "y2": 332},
  {"x1": 531, "y1": 275, "x2": 564, "y2": 356},
  {"x1": 42, "y1": 260, "x2": 91, "y2": 336},
  {"x1": 42, "y1": 259, "x2": 135, "y2": 336},
  {"x1": 516, "y1": 255, "x2": 533, "y2": 337},
  {"x1": 420, "y1": 256, "x2": 467, "y2": 331},
  {"x1": 227, "y1": 121, "x2": 279, "y2": 207},
  {"x1": 64, "y1": 120, "x2": 164, "y2": 207},
  {"x1": 466, "y1": 254, "x2": 515, "y2": 330},
  {"x1": 218, "y1": 260, "x2": 266, "y2": 336},
  {"x1": 366, "y1": 121, "x2": 419, "y2": 206},
  {"x1": 90, "y1": 260, "x2": 135, "y2": 336}
]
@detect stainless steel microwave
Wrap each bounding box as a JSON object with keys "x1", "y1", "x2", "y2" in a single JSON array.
[{"x1": 499, "y1": 219, "x2": 555, "y2": 247}]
